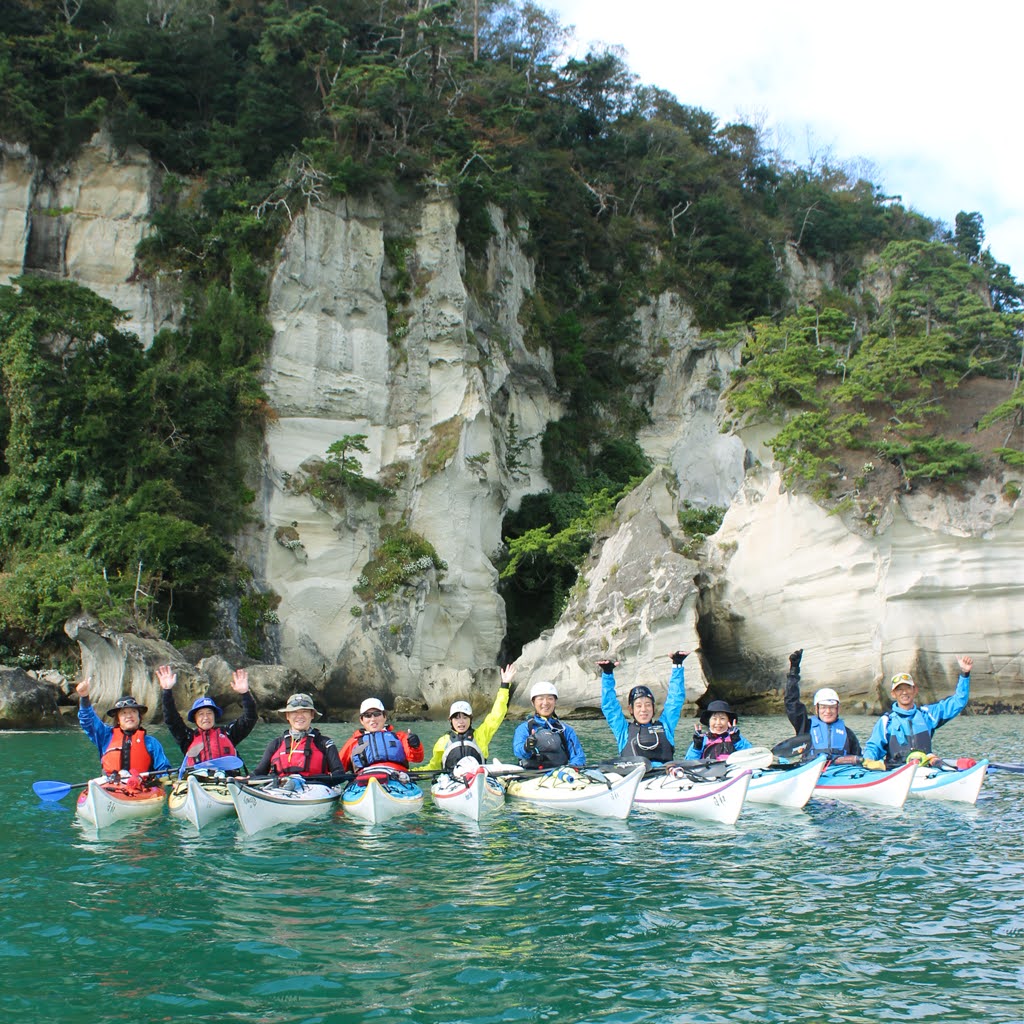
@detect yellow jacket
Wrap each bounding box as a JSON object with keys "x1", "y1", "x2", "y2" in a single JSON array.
[{"x1": 421, "y1": 686, "x2": 510, "y2": 771}]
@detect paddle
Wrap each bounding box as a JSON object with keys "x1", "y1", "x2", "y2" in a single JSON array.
[
  {"x1": 986, "y1": 762, "x2": 1024, "y2": 774},
  {"x1": 771, "y1": 734, "x2": 810, "y2": 760},
  {"x1": 33, "y1": 756, "x2": 244, "y2": 803}
]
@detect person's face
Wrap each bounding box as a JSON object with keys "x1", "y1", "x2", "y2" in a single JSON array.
[
  {"x1": 450, "y1": 712, "x2": 472, "y2": 735},
  {"x1": 116, "y1": 708, "x2": 140, "y2": 731},
  {"x1": 360, "y1": 709, "x2": 386, "y2": 732},
  {"x1": 707, "y1": 712, "x2": 732, "y2": 735},
  {"x1": 816, "y1": 703, "x2": 839, "y2": 723},
  {"x1": 193, "y1": 708, "x2": 216, "y2": 731},
  {"x1": 631, "y1": 697, "x2": 655, "y2": 724},
  {"x1": 532, "y1": 694, "x2": 556, "y2": 717},
  {"x1": 285, "y1": 710, "x2": 314, "y2": 731},
  {"x1": 892, "y1": 683, "x2": 917, "y2": 709}
]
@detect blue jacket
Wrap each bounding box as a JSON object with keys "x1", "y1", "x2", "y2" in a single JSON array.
[
  {"x1": 601, "y1": 664, "x2": 685, "y2": 764},
  {"x1": 863, "y1": 673, "x2": 970, "y2": 764},
  {"x1": 512, "y1": 715, "x2": 586, "y2": 767},
  {"x1": 78, "y1": 701, "x2": 172, "y2": 772}
]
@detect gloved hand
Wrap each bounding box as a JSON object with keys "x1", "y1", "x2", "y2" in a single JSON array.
[
  {"x1": 671, "y1": 650, "x2": 689, "y2": 665},
  {"x1": 525, "y1": 736, "x2": 537, "y2": 753},
  {"x1": 597, "y1": 660, "x2": 616, "y2": 674},
  {"x1": 789, "y1": 649, "x2": 803, "y2": 672},
  {"x1": 407, "y1": 734, "x2": 421, "y2": 748},
  {"x1": 862, "y1": 759, "x2": 886, "y2": 771},
  {"x1": 691, "y1": 729, "x2": 704, "y2": 751}
]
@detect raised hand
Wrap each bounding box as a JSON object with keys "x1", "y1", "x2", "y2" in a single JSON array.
[
  {"x1": 75, "y1": 677, "x2": 91, "y2": 698},
  {"x1": 231, "y1": 668, "x2": 250, "y2": 693},
  {"x1": 670, "y1": 650, "x2": 689, "y2": 665},
  {"x1": 156, "y1": 665, "x2": 176, "y2": 690},
  {"x1": 596, "y1": 659, "x2": 617, "y2": 674},
  {"x1": 500, "y1": 664, "x2": 517, "y2": 689},
  {"x1": 956, "y1": 654, "x2": 973, "y2": 675}
]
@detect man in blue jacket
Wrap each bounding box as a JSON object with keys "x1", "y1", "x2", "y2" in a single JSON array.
[{"x1": 863, "y1": 654, "x2": 973, "y2": 767}]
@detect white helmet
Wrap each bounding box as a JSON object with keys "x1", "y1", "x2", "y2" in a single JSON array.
[
  {"x1": 812, "y1": 687, "x2": 840, "y2": 707},
  {"x1": 529, "y1": 681, "x2": 558, "y2": 700},
  {"x1": 449, "y1": 700, "x2": 473, "y2": 718}
]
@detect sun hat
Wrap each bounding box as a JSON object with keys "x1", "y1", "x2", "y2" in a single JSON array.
[
  {"x1": 699, "y1": 699, "x2": 737, "y2": 726},
  {"x1": 187, "y1": 695, "x2": 224, "y2": 722},
  {"x1": 890, "y1": 672, "x2": 916, "y2": 692},
  {"x1": 529, "y1": 681, "x2": 558, "y2": 700},
  {"x1": 106, "y1": 696, "x2": 148, "y2": 718},
  {"x1": 812, "y1": 687, "x2": 840, "y2": 707},
  {"x1": 359, "y1": 697, "x2": 386, "y2": 715},
  {"x1": 277, "y1": 693, "x2": 321, "y2": 716},
  {"x1": 449, "y1": 700, "x2": 473, "y2": 718}
]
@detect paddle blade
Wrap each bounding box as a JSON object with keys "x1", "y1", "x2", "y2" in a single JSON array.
[
  {"x1": 772, "y1": 734, "x2": 809, "y2": 759},
  {"x1": 187, "y1": 755, "x2": 244, "y2": 773},
  {"x1": 33, "y1": 780, "x2": 73, "y2": 802},
  {"x1": 726, "y1": 747, "x2": 774, "y2": 770}
]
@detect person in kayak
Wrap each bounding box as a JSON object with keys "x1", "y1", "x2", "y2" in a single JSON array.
[
  {"x1": 682, "y1": 699, "x2": 752, "y2": 761},
  {"x1": 512, "y1": 681, "x2": 586, "y2": 769},
  {"x1": 782, "y1": 648, "x2": 861, "y2": 763},
  {"x1": 251, "y1": 693, "x2": 344, "y2": 777},
  {"x1": 75, "y1": 678, "x2": 172, "y2": 784},
  {"x1": 421, "y1": 665, "x2": 515, "y2": 773},
  {"x1": 338, "y1": 698, "x2": 425, "y2": 773},
  {"x1": 862, "y1": 655, "x2": 973, "y2": 768},
  {"x1": 157, "y1": 664, "x2": 258, "y2": 773},
  {"x1": 599, "y1": 650, "x2": 689, "y2": 765}
]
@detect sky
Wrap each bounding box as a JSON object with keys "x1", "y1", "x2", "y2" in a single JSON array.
[{"x1": 546, "y1": 0, "x2": 1023, "y2": 282}]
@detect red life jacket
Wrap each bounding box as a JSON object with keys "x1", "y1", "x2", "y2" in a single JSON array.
[
  {"x1": 101, "y1": 727, "x2": 154, "y2": 775},
  {"x1": 185, "y1": 728, "x2": 238, "y2": 767},
  {"x1": 268, "y1": 732, "x2": 327, "y2": 777}
]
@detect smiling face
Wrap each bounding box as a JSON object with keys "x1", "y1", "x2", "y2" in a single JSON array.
[
  {"x1": 285, "y1": 709, "x2": 314, "y2": 732},
  {"x1": 116, "y1": 708, "x2": 141, "y2": 731},
  {"x1": 532, "y1": 694, "x2": 557, "y2": 718},
  {"x1": 892, "y1": 683, "x2": 917, "y2": 710},
  {"x1": 450, "y1": 712, "x2": 472, "y2": 735},
  {"x1": 360, "y1": 709, "x2": 386, "y2": 733},
  {"x1": 815, "y1": 703, "x2": 840, "y2": 723},
  {"x1": 193, "y1": 708, "x2": 217, "y2": 731},
  {"x1": 707, "y1": 711, "x2": 732, "y2": 735},
  {"x1": 631, "y1": 697, "x2": 655, "y2": 724}
]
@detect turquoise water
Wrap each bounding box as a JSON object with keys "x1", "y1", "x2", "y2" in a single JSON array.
[{"x1": 5, "y1": 713, "x2": 1024, "y2": 1023}]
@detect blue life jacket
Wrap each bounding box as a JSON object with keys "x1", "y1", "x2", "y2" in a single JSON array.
[
  {"x1": 809, "y1": 718, "x2": 851, "y2": 758},
  {"x1": 624, "y1": 720, "x2": 674, "y2": 762},
  {"x1": 880, "y1": 709, "x2": 933, "y2": 764},
  {"x1": 351, "y1": 728, "x2": 408, "y2": 770},
  {"x1": 523, "y1": 717, "x2": 569, "y2": 768}
]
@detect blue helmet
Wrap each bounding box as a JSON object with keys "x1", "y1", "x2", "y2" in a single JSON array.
[
  {"x1": 628, "y1": 685, "x2": 655, "y2": 707},
  {"x1": 187, "y1": 696, "x2": 223, "y2": 723}
]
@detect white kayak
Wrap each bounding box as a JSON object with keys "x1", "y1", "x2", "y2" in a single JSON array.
[
  {"x1": 229, "y1": 778, "x2": 343, "y2": 835},
  {"x1": 431, "y1": 766, "x2": 505, "y2": 821},
  {"x1": 745, "y1": 754, "x2": 828, "y2": 809},
  {"x1": 498, "y1": 763, "x2": 645, "y2": 820},
  {"x1": 343, "y1": 771, "x2": 424, "y2": 824},
  {"x1": 910, "y1": 758, "x2": 988, "y2": 804},
  {"x1": 814, "y1": 761, "x2": 917, "y2": 808},
  {"x1": 77, "y1": 777, "x2": 167, "y2": 828},
  {"x1": 633, "y1": 767, "x2": 751, "y2": 824},
  {"x1": 168, "y1": 773, "x2": 236, "y2": 830}
]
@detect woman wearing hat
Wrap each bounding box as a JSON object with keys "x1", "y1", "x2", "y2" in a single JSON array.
[
  {"x1": 338, "y1": 698, "x2": 424, "y2": 773},
  {"x1": 421, "y1": 664, "x2": 516, "y2": 773},
  {"x1": 682, "y1": 698, "x2": 753, "y2": 761},
  {"x1": 250, "y1": 694, "x2": 344, "y2": 778},
  {"x1": 157, "y1": 664, "x2": 258, "y2": 772},
  {"x1": 75, "y1": 678, "x2": 172, "y2": 780},
  {"x1": 782, "y1": 648, "x2": 862, "y2": 763},
  {"x1": 862, "y1": 654, "x2": 973, "y2": 768},
  {"x1": 512, "y1": 680, "x2": 586, "y2": 769},
  {"x1": 599, "y1": 650, "x2": 689, "y2": 765}
]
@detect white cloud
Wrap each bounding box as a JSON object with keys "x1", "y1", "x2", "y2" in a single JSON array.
[{"x1": 546, "y1": 0, "x2": 1023, "y2": 279}]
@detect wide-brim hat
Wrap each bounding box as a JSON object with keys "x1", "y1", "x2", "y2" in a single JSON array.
[
  {"x1": 187, "y1": 695, "x2": 224, "y2": 723},
  {"x1": 106, "y1": 696, "x2": 148, "y2": 718},
  {"x1": 276, "y1": 693, "x2": 321, "y2": 717},
  {"x1": 699, "y1": 699, "x2": 737, "y2": 726}
]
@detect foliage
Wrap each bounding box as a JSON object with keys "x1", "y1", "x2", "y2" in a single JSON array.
[
  {"x1": 291, "y1": 435, "x2": 392, "y2": 507},
  {"x1": 354, "y1": 522, "x2": 447, "y2": 604},
  {"x1": 677, "y1": 501, "x2": 726, "y2": 557}
]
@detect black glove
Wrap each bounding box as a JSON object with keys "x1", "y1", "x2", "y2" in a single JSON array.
[
  {"x1": 671, "y1": 651, "x2": 688, "y2": 665},
  {"x1": 525, "y1": 736, "x2": 537, "y2": 753},
  {"x1": 407, "y1": 734, "x2": 421, "y2": 748},
  {"x1": 597, "y1": 660, "x2": 615, "y2": 674},
  {"x1": 691, "y1": 729, "x2": 704, "y2": 751},
  {"x1": 789, "y1": 649, "x2": 803, "y2": 672}
]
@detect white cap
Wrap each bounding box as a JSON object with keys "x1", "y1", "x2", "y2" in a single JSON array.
[
  {"x1": 359, "y1": 698, "x2": 386, "y2": 714},
  {"x1": 890, "y1": 672, "x2": 915, "y2": 692},
  {"x1": 529, "y1": 681, "x2": 558, "y2": 700},
  {"x1": 812, "y1": 687, "x2": 840, "y2": 707},
  {"x1": 449, "y1": 700, "x2": 473, "y2": 718}
]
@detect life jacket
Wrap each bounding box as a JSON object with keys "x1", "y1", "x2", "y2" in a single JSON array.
[
  {"x1": 184, "y1": 729, "x2": 238, "y2": 770},
  {"x1": 523, "y1": 717, "x2": 569, "y2": 769},
  {"x1": 809, "y1": 718, "x2": 851, "y2": 758},
  {"x1": 268, "y1": 730, "x2": 328, "y2": 776},
  {"x1": 701, "y1": 728, "x2": 740, "y2": 761},
  {"x1": 623, "y1": 720, "x2": 675, "y2": 762},
  {"x1": 880, "y1": 709, "x2": 933, "y2": 765},
  {"x1": 350, "y1": 728, "x2": 409, "y2": 771},
  {"x1": 441, "y1": 731, "x2": 485, "y2": 773},
  {"x1": 101, "y1": 728, "x2": 154, "y2": 776}
]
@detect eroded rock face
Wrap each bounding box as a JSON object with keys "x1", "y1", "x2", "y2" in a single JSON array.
[{"x1": 0, "y1": 666, "x2": 65, "y2": 728}]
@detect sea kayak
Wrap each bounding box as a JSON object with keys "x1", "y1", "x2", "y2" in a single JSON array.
[
  {"x1": 633, "y1": 767, "x2": 751, "y2": 824},
  {"x1": 909, "y1": 758, "x2": 988, "y2": 804},
  {"x1": 229, "y1": 777, "x2": 343, "y2": 835},
  {"x1": 76, "y1": 777, "x2": 167, "y2": 828},
  {"x1": 431, "y1": 765, "x2": 505, "y2": 821},
  {"x1": 343, "y1": 770, "x2": 424, "y2": 824},
  {"x1": 499, "y1": 763, "x2": 645, "y2": 820},
  {"x1": 814, "y1": 761, "x2": 917, "y2": 808},
  {"x1": 745, "y1": 754, "x2": 828, "y2": 809},
  {"x1": 168, "y1": 773, "x2": 236, "y2": 829}
]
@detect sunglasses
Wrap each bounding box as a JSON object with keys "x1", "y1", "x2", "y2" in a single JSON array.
[{"x1": 361, "y1": 710, "x2": 384, "y2": 718}]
